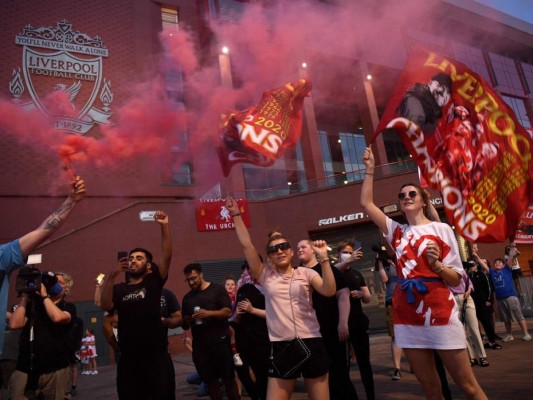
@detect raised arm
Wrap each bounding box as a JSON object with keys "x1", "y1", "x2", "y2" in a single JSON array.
[
  {"x1": 425, "y1": 190, "x2": 441, "y2": 222},
  {"x1": 360, "y1": 147, "x2": 388, "y2": 234},
  {"x1": 100, "y1": 257, "x2": 128, "y2": 312},
  {"x1": 225, "y1": 197, "x2": 263, "y2": 280},
  {"x1": 472, "y1": 250, "x2": 490, "y2": 274},
  {"x1": 310, "y1": 240, "x2": 336, "y2": 297},
  {"x1": 18, "y1": 176, "x2": 85, "y2": 258},
  {"x1": 334, "y1": 247, "x2": 363, "y2": 272},
  {"x1": 155, "y1": 211, "x2": 172, "y2": 280}
]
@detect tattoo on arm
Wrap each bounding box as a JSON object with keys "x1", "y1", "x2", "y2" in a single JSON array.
[{"x1": 43, "y1": 202, "x2": 73, "y2": 231}]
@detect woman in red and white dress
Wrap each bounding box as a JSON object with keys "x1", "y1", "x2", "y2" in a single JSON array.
[
  {"x1": 83, "y1": 329, "x2": 98, "y2": 375},
  {"x1": 360, "y1": 146, "x2": 486, "y2": 400}
]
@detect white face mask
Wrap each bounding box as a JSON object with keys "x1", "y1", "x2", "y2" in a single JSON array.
[{"x1": 340, "y1": 253, "x2": 352, "y2": 262}]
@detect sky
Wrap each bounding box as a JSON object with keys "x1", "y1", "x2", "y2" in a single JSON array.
[{"x1": 475, "y1": 0, "x2": 533, "y2": 24}]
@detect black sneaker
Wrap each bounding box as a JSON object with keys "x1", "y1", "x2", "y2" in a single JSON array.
[
  {"x1": 392, "y1": 368, "x2": 401, "y2": 380},
  {"x1": 490, "y1": 342, "x2": 502, "y2": 350},
  {"x1": 479, "y1": 358, "x2": 489, "y2": 367}
]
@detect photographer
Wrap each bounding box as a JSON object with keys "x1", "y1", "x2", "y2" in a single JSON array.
[
  {"x1": 9, "y1": 271, "x2": 76, "y2": 400},
  {"x1": 0, "y1": 175, "x2": 85, "y2": 366}
]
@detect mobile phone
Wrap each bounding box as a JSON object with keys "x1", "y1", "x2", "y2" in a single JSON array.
[
  {"x1": 354, "y1": 241, "x2": 362, "y2": 250},
  {"x1": 139, "y1": 211, "x2": 156, "y2": 222},
  {"x1": 117, "y1": 251, "x2": 128, "y2": 260},
  {"x1": 27, "y1": 254, "x2": 42, "y2": 265},
  {"x1": 96, "y1": 273, "x2": 105, "y2": 286}
]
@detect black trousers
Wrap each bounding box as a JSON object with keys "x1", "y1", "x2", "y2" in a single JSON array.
[
  {"x1": 322, "y1": 328, "x2": 358, "y2": 400},
  {"x1": 349, "y1": 324, "x2": 375, "y2": 400},
  {"x1": 473, "y1": 299, "x2": 497, "y2": 343},
  {"x1": 117, "y1": 351, "x2": 174, "y2": 400}
]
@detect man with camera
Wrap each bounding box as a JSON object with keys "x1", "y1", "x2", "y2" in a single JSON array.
[
  {"x1": 9, "y1": 271, "x2": 76, "y2": 399},
  {"x1": 0, "y1": 176, "x2": 85, "y2": 360}
]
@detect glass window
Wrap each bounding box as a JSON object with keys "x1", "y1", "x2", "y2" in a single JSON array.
[
  {"x1": 161, "y1": 7, "x2": 178, "y2": 30},
  {"x1": 489, "y1": 52, "x2": 524, "y2": 97},
  {"x1": 501, "y1": 95, "x2": 531, "y2": 129},
  {"x1": 451, "y1": 42, "x2": 492, "y2": 83}
]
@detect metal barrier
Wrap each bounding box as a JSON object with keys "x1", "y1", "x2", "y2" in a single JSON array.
[{"x1": 236, "y1": 159, "x2": 418, "y2": 201}]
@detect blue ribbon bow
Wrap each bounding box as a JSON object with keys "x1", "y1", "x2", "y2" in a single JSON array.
[{"x1": 399, "y1": 278, "x2": 441, "y2": 304}]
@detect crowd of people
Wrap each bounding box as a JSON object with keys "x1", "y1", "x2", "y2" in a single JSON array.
[{"x1": 0, "y1": 164, "x2": 530, "y2": 400}]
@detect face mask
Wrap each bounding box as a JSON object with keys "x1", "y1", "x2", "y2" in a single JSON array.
[
  {"x1": 48, "y1": 283, "x2": 63, "y2": 296},
  {"x1": 340, "y1": 253, "x2": 352, "y2": 262}
]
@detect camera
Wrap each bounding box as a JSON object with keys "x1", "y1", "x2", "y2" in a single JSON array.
[
  {"x1": 15, "y1": 267, "x2": 42, "y2": 293},
  {"x1": 16, "y1": 267, "x2": 59, "y2": 294},
  {"x1": 372, "y1": 245, "x2": 390, "y2": 262}
]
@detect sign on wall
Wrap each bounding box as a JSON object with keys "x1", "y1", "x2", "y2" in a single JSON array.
[{"x1": 10, "y1": 19, "x2": 113, "y2": 134}]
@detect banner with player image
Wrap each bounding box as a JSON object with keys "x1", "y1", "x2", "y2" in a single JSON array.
[{"x1": 374, "y1": 47, "x2": 532, "y2": 243}]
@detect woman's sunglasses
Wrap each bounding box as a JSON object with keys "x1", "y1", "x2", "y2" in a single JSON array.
[
  {"x1": 398, "y1": 190, "x2": 418, "y2": 201},
  {"x1": 267, "y1": 242, "x2": 291, "y2": 254}
]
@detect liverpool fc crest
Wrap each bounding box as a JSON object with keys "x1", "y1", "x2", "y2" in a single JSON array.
[{"x1": 11, "y1": 19, "x2": 113, "y2": 134}]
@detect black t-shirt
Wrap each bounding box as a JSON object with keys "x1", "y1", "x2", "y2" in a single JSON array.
[
  {"x1": 160, "y1": 287, "x2": 181, "y2": 346},
  {"x1": 67, "y1": 316, "x2": 84, "y2": 356},
  {"x1": 17, "y1": 298, "x2": 76, "y2": 373},
  {"x1": 182, "y1": 282, "x2": 230, "y2": 347},
  {"x1": 342, "y1": 266, "x2": 368, "y2": 321},
  {"x1": 113, "y1": 272, "x2": 166, "y2": 354},
  {"x1": 311, "y1": 263, "x2": 348, "y2": 331},
  {"x1": 234, "y1": 283, "x2": 269, "y2": 348}
]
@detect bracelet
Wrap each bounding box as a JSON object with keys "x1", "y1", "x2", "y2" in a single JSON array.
[
  {"x1": 43, "y1": 295, "x2": 51, "y2": 301},
  {"x1": 231, "y1": 213, "x2": 241, "y2": 217},
  {"x1": 432, "y1": 261, "x2": 444, "y2": 274},
  {"x1": 317, "y1": 258, "x2": 329, "y2": 264},
  {"x1": 366, "y1": 172, "x2": 374, "y2": 175}
]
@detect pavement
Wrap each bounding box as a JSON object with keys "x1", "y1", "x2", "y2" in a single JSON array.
[{"x1": 73, "y1": 319, "x2": 533, "y2": 399}]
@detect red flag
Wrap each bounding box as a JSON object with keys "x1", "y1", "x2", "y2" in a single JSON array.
[
  {"x1": 515, "y1": 204, "x2": 533, "y2": 244},
  {"x1": 375, "y1": 47, "x2": 532, "y2": 243},
  {"x1": 195, "y1": 198, "x2": 251, "y2": 232},
  {"x1": 218, "y1": 78, "x2": 312, "y2": 176}
]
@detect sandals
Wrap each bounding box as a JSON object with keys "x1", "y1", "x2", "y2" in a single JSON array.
[
  {"x1": 479, "y1": 358, "x2": 489, "y2": 367},
  {"x1": 470, "y1": 359, "x2": 479, "y2": 366}
]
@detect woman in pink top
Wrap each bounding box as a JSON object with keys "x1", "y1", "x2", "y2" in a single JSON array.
[{"x1": 226, "y1": 197, "x2": 336, "y2": 400}]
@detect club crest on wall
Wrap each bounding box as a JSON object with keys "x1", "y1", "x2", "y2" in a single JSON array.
[{"x1": 11, "y1": 19, "x2": 113, "y2": 134}]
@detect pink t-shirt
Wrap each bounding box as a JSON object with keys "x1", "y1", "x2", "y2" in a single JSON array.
[{"x1": 258, "y1": 265, "x2": 321, "y2": 341}]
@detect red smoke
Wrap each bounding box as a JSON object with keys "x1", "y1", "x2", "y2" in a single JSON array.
[{"x1": 1, "y1": 0, "x2": 435, "y2": 193}]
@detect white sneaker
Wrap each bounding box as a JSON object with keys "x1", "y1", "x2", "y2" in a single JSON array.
[
  {"x1": 502, "y1": 334, "x2": 514, "y2": 342},
  {"x1": 233, "y1": 353, "x2": 243, "y2": 367},
  {"x1": 94, "y1": 370, "x2": 99, "y2": 374},
  {"x1": 523, "y1": 333, "x2": 532, "y2": 341}
]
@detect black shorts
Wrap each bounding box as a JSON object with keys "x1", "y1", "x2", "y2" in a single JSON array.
[
  {"x1": 268, "y1": 337, "x2": 329, "y2": 380},
  {"x1": 193, "y1": 336, "x2": 235, "y2": 383}
]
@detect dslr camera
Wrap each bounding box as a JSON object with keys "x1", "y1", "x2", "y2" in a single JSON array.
[
  {"x1": 372, "y1": 245, "x2": 390, "y2": 262},
  {"x1": 16, "y1": 267, "x2": 59, "y2": 294}
]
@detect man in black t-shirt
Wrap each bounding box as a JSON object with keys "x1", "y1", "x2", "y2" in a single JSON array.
[
  {"x1": 100, "y1": 211, "x2": 174, "y2": 400},
  {"x1": 182, "y1": 263, "x2": 239, "y2": 400},
  {"x1": 336, "y1": 240, "x2": 376, "y2": 400}
]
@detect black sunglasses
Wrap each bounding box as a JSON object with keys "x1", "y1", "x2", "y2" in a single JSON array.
[
  {"x1": 398, "y1": 190, "x2": 418, "y2": 201},
  {"x1": 267, "y1": 242, "x2": 291, "y2": 254}
]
